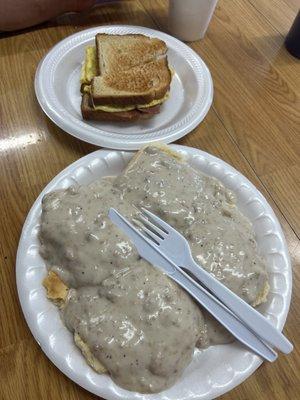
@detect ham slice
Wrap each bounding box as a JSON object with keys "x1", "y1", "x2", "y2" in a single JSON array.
[{"x1": 137, "y1": 105, "x2": 161, "y2": 114}]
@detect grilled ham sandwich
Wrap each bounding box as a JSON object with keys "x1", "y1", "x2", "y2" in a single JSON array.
[{"x1": 80, "y1": 34, "x2": 172, "y2": 122}]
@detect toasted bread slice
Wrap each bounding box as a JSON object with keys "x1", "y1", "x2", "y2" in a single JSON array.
[
  {"x1": 92, "y1": 58, "x2": 171, "y2": 106},
  {"x1": 96, "y1": 33, "x2": 167, "y2": 73},
  {"x1": 81, "y1": 93, "x2": 156, "y2": 122},
  {"x1": 91, "y1": 34, "x2": 171, "y2": 106}
]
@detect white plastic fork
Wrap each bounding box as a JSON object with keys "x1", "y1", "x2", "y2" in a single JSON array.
[
  {"x1": 136, "y1": 207, "x2": 293, "y2": 354},
  {"x1": 109, "y1": 208, "x2": 278, "y2": 362}
]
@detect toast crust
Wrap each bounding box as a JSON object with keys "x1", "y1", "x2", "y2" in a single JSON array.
[{"x1": 42, "y1": 271, "x2": 68, "y2": 305}]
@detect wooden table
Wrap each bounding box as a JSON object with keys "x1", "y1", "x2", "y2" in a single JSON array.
[{"x1": 0, "y1": 1, "x2": 299, "y2": 399}]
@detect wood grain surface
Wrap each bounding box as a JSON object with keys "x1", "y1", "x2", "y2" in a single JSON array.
[{"x1": 0, "y1": 1, "x2": 299, "y2": 399}]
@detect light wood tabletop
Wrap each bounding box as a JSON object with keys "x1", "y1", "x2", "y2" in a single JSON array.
[{"x1": 0, "y1": 1, "x2": 299, "y2": 399}]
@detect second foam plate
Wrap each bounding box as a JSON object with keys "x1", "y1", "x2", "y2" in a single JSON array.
[
  {"x1": 17, "y1": 145, "x2": 291, "y2": 400},
  {"x1": 35, "y1": 25, "x2": 213, "y2": 150}
]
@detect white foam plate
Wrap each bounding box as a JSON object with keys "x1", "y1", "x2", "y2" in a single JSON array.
[
  {"x1": 16, "y1": 145, "x2": 292, "y2": 399},
  {"x1": 34, "y1": 25, "x2": 213, "y2": 150}
]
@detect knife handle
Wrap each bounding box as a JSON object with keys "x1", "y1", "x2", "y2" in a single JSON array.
[
  {"x1": 171, "y1": 267, "x2": 277, "y2": 362},
  {"x1": 183, "y1": 257, "x2": 293, "y2": 354}
]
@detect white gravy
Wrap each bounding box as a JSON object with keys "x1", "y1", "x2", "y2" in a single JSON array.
[{"x1": 39, "y1": 146, "x2": 268, "y2": 393}]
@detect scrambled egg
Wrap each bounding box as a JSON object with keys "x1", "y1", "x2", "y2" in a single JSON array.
[
  {"x1": 80, "y1": 46, "x2": 98, "y2": 86},
  {"x1": 81, "y1": 45, "x2": 170, "y2": 112},
  {"x1": 92, "y1": 92, "x2": 169, "y2": 112}
]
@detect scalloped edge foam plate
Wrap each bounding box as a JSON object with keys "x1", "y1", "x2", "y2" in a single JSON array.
[
  {"x1": 16, "y1": 145, "x2": 292, "y2": 399},
  {"x1": 35, "y1": 25, "x2": 213, "y2": 150}
]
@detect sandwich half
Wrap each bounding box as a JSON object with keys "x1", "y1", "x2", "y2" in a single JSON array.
[{"x1": 80, "y1": 34, "x2": 172, "y2": 122}]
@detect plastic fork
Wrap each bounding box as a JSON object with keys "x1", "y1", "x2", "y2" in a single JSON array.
[
  {"x1": 109, "y1": 208, "x2": 279, "y2": 362},
  {"x1": 135, "y1": 207, "x2": 293, "y2": 354}
]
